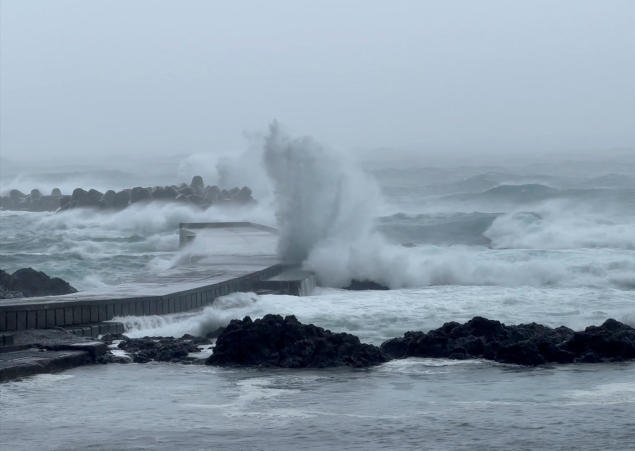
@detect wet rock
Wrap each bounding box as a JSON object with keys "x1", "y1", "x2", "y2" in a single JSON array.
[
  {"x1": 70, "y1": 187, "x2": 101, "y2": 208},
  {"x1": 4, "y1": 189, "x2": 26, "y2": 210},
  {"x1": 9, "y1": 189, "x2": 25, "y2": 200},
  {"x1": 26, "y1": 190, "x2": 49, "y2": 211},
  {"x1": 130, "y1": 186, "x2": 151, "y2": 203},
  {"x1": 0, "y1": 270, "x2": 24, "y2": 298},
  {"x1": 100, "y1": 190, "x2": 116, "y2": 208},
  {"x1": 100, "y1": 333, "x2": 125, "y2": 344},
  {"x1": 59, "y1": 195, "x2": 72, "y2": 210},
  {"x1": 345, "y1": 280, "x2": 390, "y2": 290},
  {"x1": 562, "y1": 319, "x2": 635, "y2": 362},
  {"x1": 87, "y1": 189, "x2": 103, "y2": 204},
  {"x1": 0, "y1": 268, "x2": 77, "y2": 298},
  {"x1": 117, "y1": 336, "x2": 211, "y2": 363},
  {"x1": 207, "y1": 314, "x2": 388, "y2": 368},
  {"x1": 177, "y1": 186, "x2": 194, "y2": 196},
  {"x1": 97, "y1": 352, "x2": 131, "y2": 364},
  {"x1": 3, "y1": 181, "x2": 256, "y2": 212},
  {"x1": 190, "y1": 175, "x2": 205, "y2": 195},
  {"x1": 112, "y1": 189, "x2": 130, "y2": 209},
  {"x1": 152, "y1": 186, "x2": 177, "y2": 201},
  {"x1": 71, "y1": 187, "x2": 88, "y2": 205},
  {"x1": 236, "y1": 186, "x2": 253, "y2": 203},
  {"x1": 175, "y1": 193, "x2": 193, "y2": 204},
  {"x1": 203, "y1": 185, "x2": 220, "y2": 204},
  {"x1": 380, "y1": 317, "x2": 635, "y2": 366}
]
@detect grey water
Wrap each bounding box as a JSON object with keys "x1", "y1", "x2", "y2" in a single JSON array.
[
  {"x1": 2, "y1": 162, "x2": 635, "y2": 450},
  {"x1": 2, "y1": 360, "x2": 635, "y2": 450}
]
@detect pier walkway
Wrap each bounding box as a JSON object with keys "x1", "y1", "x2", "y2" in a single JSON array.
[{"x1": 0, "y1": 223, "x2": 314, "y2": 335}]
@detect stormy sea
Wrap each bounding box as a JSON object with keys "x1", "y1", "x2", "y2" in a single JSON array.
[{"x1": 2, "y1": 126, "x2": 635, "y2": 450}]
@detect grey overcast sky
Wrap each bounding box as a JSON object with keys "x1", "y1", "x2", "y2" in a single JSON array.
[{"x1": 1, "y1": 0, "x2": 634, "y2": 163}]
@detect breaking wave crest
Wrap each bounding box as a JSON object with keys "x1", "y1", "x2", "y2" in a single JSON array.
[{"x1": 262, "y1": 124, "x2": 635, "y2": 290}]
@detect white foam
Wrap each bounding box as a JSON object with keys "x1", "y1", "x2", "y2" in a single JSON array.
[
  {"x1": 486, "y1": 200, "x2": 635, "y2": 250},
  {"x1": 114, "y1": 286, "x2": 635, "y2": 345},
  {"x1": 118, "y1": 292, "x2": 262, "y2": 338}
]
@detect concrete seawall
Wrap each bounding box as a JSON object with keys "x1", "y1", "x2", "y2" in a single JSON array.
[{"x1": 0, "y1": 264, "x2": 283, "y2": 333}]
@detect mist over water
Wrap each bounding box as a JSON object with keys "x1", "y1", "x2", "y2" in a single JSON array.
[
  {"x1": 3, "y1": 123, "x2": 635, "y2": 292},
  {"x1": 3, "y1": 2, "x2": 635, "y2": 449}
]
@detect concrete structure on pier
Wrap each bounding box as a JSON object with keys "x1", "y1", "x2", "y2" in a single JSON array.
[{"x1": 0, "y1": 223, "x2": 315, "y2": 335}]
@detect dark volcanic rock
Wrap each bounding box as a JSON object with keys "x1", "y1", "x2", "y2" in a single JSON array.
[
  {"x1": 563, "y1": 319, "x2": 635, "y2": 362},
  {"x1": 207, "y1": 314, "x2": 387, "y2": 368},
  {"x1": 345, "y1": 279, "x2": 390, "y2": 290},
  {"x1": 0, "y1": 268, "x2": 77, "y2": 298},
  {"x1": 381, "y1": 316, "x2": 635, "y2": 366},
  {"x1": 117, "y1": 335, "x2": 211, "y2": 363}
]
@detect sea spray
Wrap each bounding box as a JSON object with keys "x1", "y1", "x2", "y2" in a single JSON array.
[
  {"x1": 118, "y1": 292, "x2": 262, "y2": 338},
  {"x1": 261, "y1": 123, "x2": 635, "y2": 290},
  {"x1": 263, "y1": 121, "x2": 381, "y2": 265}
]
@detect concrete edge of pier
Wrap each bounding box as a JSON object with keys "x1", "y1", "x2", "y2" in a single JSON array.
[{"x1": 0, "y1": 264, "x2": 285, "y2": 333}]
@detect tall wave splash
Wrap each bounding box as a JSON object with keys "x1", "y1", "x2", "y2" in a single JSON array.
[
  {"x1": 261, "y1": 123, "x2": 635, "y2": 290},
  {"x1": 262, "y1": 122, "x2": 453, "y2": 288},
  {"x1": 263, "y1": 121, "x2": 381, "y2": 267}
]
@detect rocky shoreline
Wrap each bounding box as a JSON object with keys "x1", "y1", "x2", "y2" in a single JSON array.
[
  {"x1": 96, "y1": 314, "x2": 635, "y2": 369},
  {"x1": 3, "y1": 314, "x2": 634, "y2": 382},
  {"x1": 0, "y1": 175, "x2": 253, "y2": 212},
  {"x1": 381, "y1": 316, "x2": 635, "y2": 365}
]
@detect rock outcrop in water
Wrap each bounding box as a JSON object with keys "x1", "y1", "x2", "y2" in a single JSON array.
[
  {"x1": 96, "y1": 316, "x2": 635, "y2": 369},
  {"x1": 344, "y1": 279, "x2": 390, "y2": 290},
  {"x1": 0, "y1": 176, "x2": 254, "y2": 212},
  {"x1": 206, "y1": 314, "x2": 388, "y2": 368},
  {"x1": 380, "y1": 316, "x2": 635, "y2": 365},
  {"x1": 115, "y1": 335, "x2": 211, "y2": 364},
  {"x1": 0, "y1": 268, "x2": 77, "y2": 299}
]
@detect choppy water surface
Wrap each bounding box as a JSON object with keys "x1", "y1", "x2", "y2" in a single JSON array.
[
  {"x1": 2, "y1": 165, "x2": 635, "y2": 449},
  {"x1": 2, "y1": 360, "x2": 635, "y2": 450}
]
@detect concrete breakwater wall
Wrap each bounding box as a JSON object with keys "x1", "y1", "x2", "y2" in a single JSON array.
[
  {"x1": 0, "y1": 264, "x2": 284, "y2": 333},
  {"x1": 0, "y1": 175, "x2": 253, "y2": 212}
]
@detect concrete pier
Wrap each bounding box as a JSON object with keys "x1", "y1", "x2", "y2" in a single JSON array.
[
  {"x1": 0, "y1": 222, "x2": 314, "y2": 334},
  {"x1": 0, "y1": 329, "x2": 109, "y2": 382},
  {"x1": 0, "y1": 264, "x2": 283, "y2": 333},
  {"x1": 256, "y1": 268, "x2": 316, "y2": 296}
]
